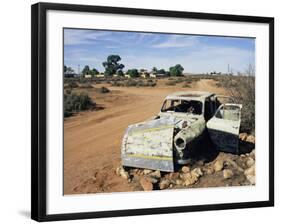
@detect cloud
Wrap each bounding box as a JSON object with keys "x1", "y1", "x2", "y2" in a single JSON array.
[
  {"x1": 151, "y1": 35, "x2": 198, "y2": 48},
  {"x1": 64, "y1": 29, "x2": 111, "y2": 45}
]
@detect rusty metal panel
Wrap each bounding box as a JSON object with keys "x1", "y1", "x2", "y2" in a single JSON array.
[{"x1": 121, "y1": 118, "x2": 175, "y2": 171}]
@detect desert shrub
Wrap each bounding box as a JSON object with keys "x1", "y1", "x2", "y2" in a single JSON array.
[
  {"x1": 111, "y1": 79, "x2": 156, "y2": 87},
  {"x1": 98, "y1": 86, "x2": 110, "y2": 93},
  {"x1": 147, "y1": 82, "x2": 156, "y2": 87},
  {"x1": 165, "y1": 80, "x2": 177, "y2": 86},
  {"x1": 125, "y1": 79, "x2": 138, "y2": 86},
  {"x1": 219, "y1": 75, "x2": 255, "y2": 134},
  {"x1": 111, "y1": 81, "x2": 123, "y2": 86},
  {"x1": 79, "y1": 82, "x2": 93, "y2": 88},
  {"x1": 64, "y1": 91, "x2": 96, "y2": 117},
  {"x1": 65, "y1": 81, "x2": 78, "y2": 89},
  {"x1": 182, "y1": 81, "x2": 191, "y2": 88}
]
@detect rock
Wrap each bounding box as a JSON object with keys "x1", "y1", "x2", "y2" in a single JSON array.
[
  {"x1": 204, "y1": 166, "x2": 215, "y2": 175},
  {"x1": 191, "y1": 168, "x2": 203, "y2": 178},
  {"x1": 246, "y1": 135, "x2": 255, "y2": 144},
  {"x1": 175, "y1": 179, "x2": 183, "y2": 185},
  {"x1": 223, "y1": 169, "x2": 234, "y2": 179},
  {"x1": 120, "y1": 169, "x2": 130, "y2": 180},
  {"x1": 182, "y1": 166, "x2": 190, "y2": 173},
  {"x1": 225, "y1": 158, "x2": 244, "y2": 172},
  {"x1": 146, "y1": 176, "x2": 159, "y2": 184},
  {"x1": 149, "y1": 170, "x2": 161, "y2": 179},
  {"x1": 214, "y1": 160, "x2": 224, "y2": 172},
  {"x1": 140, "y1": 177, "x2": 153, "y2": 191},
  {"x1": 246, "y1": 157, "x2": 255, "y2": 167},
  {"x1": 181, "y1": 173, "x2": 198, "y2": 186},
  {"x1": 244, "y1": 165, "x2": 255, "y2": 184},
  {"x1": 115, "y1": 166, "x2": 122, "y2": 176},
  {"x1": 168, "y1": 172, "x2": 180, "y2": 180},
  {"x1": 246, "y1": 175, "x2": 255, "y2": 185},
  {"x1": 244, "y1": 165, "x2": 255, "y2": 176},
  {"x1": 239, "y1": 133, "x2": 248, "y2": 141},
  {"x1": 143, "y1": 169, "x2": 153, "y2": 175},
  {"x1": 159, "y1": 179, "x2": 170, "y2": 190},
  {"x1": 250, "y1": 149, "x2": 255, "y2": 157}
]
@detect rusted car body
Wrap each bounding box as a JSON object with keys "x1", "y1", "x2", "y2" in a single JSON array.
[{"x1": 121, "y1": 91, "x2": 242, "y2": 172}]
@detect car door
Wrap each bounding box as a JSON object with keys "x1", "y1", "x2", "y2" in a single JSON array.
[{"x1": 206, "y1": 103, "x2": 242, "y2": 154}]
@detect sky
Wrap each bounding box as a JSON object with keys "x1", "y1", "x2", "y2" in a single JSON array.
[{"x1": 64, "y1": 28, "x2": 255, "y2": 74}]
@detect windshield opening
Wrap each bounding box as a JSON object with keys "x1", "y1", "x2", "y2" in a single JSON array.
[{"x1": 161, "y1": 99, "x2": 202, "y2": 115}]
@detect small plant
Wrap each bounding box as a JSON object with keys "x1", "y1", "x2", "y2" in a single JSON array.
[
  {"x1": 165, "y1": 80, "x2": 177, "y2": 86},
  {"x1": 64, "y1": 91, "x2": 96, "y2": 117},
  {"x1": 79, "y1": 82, "x2": 93, "y2": 88},
  {"x1": 182, "y1": 82, "x2": 191, "y2": 88},
  {"x1": 98, "y1": 86, "x2": 110, "y2": 93}
]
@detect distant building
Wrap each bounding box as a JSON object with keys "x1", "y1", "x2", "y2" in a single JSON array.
[
  {"x1": 96, "y1": 74, "x2": 105, "y2": 78},
  {"x1": 64, "y1": 71, "x2": 77, "y2": 78},
  {"x1": 140, "y1": 70, "x2": 149, "y2": 78},
  {"x1": 124, "y1": 74, "x2": 131, "y2": 78},
  {"x1": 84, "y1": 74, "x2": 92, "y2": 78},
  {"x1": 149, "y1": 73, "x2": 157, "y2": 78}
]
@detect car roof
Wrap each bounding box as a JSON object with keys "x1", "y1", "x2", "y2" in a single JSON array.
[{"x1": 165, "y1": 91, "x2": 214, "y2": 101}]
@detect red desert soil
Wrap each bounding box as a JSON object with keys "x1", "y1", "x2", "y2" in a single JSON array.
[{"x1": 64, "y1": 79, "x2": 227, "y2": 194}]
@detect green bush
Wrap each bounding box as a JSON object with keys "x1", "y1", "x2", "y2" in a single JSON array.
[{"x1": 64, "y1": 91, "x2": 96, "y2": 117}]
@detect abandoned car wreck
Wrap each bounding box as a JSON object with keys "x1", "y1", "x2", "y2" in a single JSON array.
[{"x1": 121, "y1": 91, "x2": 242, "y2": 172}]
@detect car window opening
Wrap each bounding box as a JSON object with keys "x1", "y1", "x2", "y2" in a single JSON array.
[{"x1": 161, "y1": 99, "x2": 202, "y2": 115}]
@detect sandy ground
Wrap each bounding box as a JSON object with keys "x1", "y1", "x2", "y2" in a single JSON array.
[{"x1": 64, "y1": 79, "x2": 227, "y2": 194}]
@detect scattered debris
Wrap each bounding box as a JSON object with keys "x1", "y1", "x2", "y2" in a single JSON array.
[
  {"x1": 246, "y1": 157, "x2": 255, "y2": 168},
  {"x1": 191, "y1": 168, "x2": 203, "y2": 178},
  {"x1": 246, "y1": 135, "x2": 255, "y2": 144},
  {"x1": 159, "y1": 179, "x2": 170, "y2": 190},
  {"x1": 223, "y1": 169, "x2": 234, "y2": 179},
  {"x1": 182, "y1": 166, "x2": 190, "y2": 173},
  {"x1": 203, "y1": 166, "x2": 215, "y2": 175},
  {"x1": 239, "y1": 133, "x2": 248, "y2": 141},
  {"x1": 214, "y1": 160, "x2": 224, "y2": 172},
  {"x1": 149, "y1": 170, "x2": 161, "y2": 179},
  {"x1": 143, "y1": 169, "x2": 153, "y2": 175},
  {"x1": 244, "y1": 164, "x2": 255, "y2": 185}
]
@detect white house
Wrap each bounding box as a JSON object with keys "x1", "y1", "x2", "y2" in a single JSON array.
[
  {"x1": 96, "y1": 74, "x2": 105, "y2": 78},
  {"x1": 149, "y1": 73, "x2": 157, "y2": 78},
  {"x1": 84, "y1": 74, "x2": 92, "y2": 78}
]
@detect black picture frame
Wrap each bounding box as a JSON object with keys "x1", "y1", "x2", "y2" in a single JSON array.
[{"x1": 31, "y1": 2, "x2": 274, "y2": 222}]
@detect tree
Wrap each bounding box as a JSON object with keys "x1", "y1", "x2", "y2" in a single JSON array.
[
  {"x1": 82, "y1": 65, "x2": 90, "y2": 75},
  {"x1": 157, "y1": 68, "x2": 166, "y2": 75},
  {"x1": 152, "y1": 67, "x2": 158, "y2": 73},
  {"x1": 102, "y1": 55, "x2": 124, "y2": 76},
  {"x1": 169, "y1": 64, "x2": 184, "y2": 76},
  {"x1": 117, "y1": 70, "x2": 124, "y2": 76},
  {"x1": 126, "y1": 69, "x2": 139, "y2": 77},
  {"x1": 91, "y1": 68, "x2": 99, "y2": 76},
  {"x1": 64, "y1": 65, "x2": 74, "y2": 73}
]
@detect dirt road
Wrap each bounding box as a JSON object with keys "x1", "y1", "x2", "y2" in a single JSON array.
[{"x1": 64, "y1": 79, "x2": 227, "y2": 194}]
